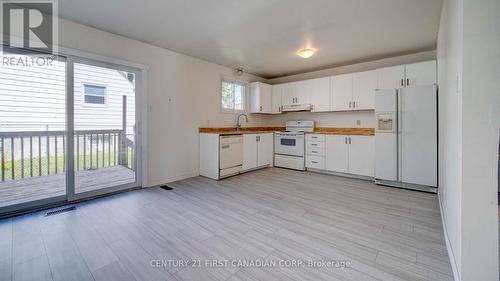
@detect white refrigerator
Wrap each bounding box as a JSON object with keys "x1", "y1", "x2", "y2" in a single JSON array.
[{"x1": 374, "y1": 84, "x2": 437, "y2": 193}]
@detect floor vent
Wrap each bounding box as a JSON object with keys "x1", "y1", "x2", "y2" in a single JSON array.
[
  {"x1": 160, "y1": 185, "x2": 173, "y2": 191},
  {"x1": 44, "y1": 206, "x2": 76, "y2": 217}
]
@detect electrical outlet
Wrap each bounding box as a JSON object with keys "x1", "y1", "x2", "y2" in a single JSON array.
[{"x1": 167, "y1": 97, "x2": 175, "y2": 103}]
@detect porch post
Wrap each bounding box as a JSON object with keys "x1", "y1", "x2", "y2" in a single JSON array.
[{"x1": 119, "y1": 95, "x2": 128, "y2": 167}]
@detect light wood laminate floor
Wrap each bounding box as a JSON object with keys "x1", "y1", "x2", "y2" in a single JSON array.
[{"x1": 0, "y1": 168, "x2": 453, "y2": 281}]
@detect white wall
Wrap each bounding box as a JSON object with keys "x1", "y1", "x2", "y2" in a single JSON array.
[
  {"x1": 437, "y1": 0, "x2": 500, "y2": 280},
  {"x1": 56, "y1": 18, "x2": 268, "y2": 186},
  {"x1": 460, "y1": 0, "x2": 499, "y2": 280},
  {"x1": 437, "y1": 0, "x2": 463, "y2": 278}
]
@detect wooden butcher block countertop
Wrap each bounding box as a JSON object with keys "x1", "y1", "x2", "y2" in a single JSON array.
[
  {"x1": 198, "y1": 127, "x2": 283, "y2": 135},
  {"x1": 309, "y1": 127, "x2": 375, "y2": 136},
  {"x1": 199, "y1": 127, "x2": 374, "y2": 136}
]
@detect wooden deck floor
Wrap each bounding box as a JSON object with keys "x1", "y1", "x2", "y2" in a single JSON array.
[
  {"x1": 0, "y1": 166, "x2": 135, "y2": 208},
  {"x1": 0, "y1": 167, "x2": 453, "y2": 281}
]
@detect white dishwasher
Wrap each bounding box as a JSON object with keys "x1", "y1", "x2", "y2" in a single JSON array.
[{"x1": 219, "y1": 135, "x2": 243, "y2": 178}]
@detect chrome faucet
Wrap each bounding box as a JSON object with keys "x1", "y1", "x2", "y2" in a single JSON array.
[{"x1": 236, "y1": 113, "x2": 248, "y2": 131}]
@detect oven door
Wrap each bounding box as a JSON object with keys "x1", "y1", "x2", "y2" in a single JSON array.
[{"x1": 275, "y1": 134, "x2": 304, "y2": 156}]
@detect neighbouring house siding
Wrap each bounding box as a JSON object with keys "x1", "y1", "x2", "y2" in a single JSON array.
[
  {"x1": 0, "y1": 57, "x2": 66, "y2": 132},
  {"x1": 74, "y1": 63, "x2": 136, "y2": 135},
  {"x1": 0, "y1": 54, "x2": 136, "y2": 135}
]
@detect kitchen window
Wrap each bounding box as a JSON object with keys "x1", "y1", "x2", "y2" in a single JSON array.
[
  {"x1": 220, "y1": 79, "x2": 245, "y2": 112},
  {"x1": 83, "y1": 84, "x2": 107, "y2": 105}
]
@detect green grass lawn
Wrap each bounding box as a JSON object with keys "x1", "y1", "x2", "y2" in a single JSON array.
[{"x1": 1, "y1": 150, "x2": 133, "y2": 181}]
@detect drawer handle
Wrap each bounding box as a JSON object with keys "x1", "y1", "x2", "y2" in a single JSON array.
[
  {"x1": 311, "y1": 161, "x2": 318, "y2": 164},
  {"x1": 312, "y1": 151, "x2": 318, "y2": 153},
  {"x1": 311, "y1": 144, "x2": 318, "y2": 146},
  {"x1": 221, "y1": 145, "x2": 230, "y2": 149}
]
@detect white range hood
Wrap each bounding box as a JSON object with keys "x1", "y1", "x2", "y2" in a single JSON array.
[{"x1": 281, "y1": 104, "x2": 312, "y2": 112}]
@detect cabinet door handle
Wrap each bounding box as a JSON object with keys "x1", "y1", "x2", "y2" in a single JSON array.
[
  {"x1": 259, "y1": 105, "x2": 262, "y2": 111},
  {"x1": 345, "y1": 137, "x2": 347, "y2": 144},
  {"x1": 353, "y1": 101, "x2": 356, "y2": 109},
  {"x1": 406, "y1": 78, "x2": 410, "y2": 86},
  {"x1": 401, "y1": 79, "x2": 404, "y2": 87},
  {"x1": 349, "y1": 137, "x2": 351, "y2": 144},
  {"x1": 349, "y1": 101, "x2": 352, "y2": 108}
]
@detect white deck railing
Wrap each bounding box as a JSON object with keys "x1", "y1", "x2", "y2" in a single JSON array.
[{"x1": 0, "y1": 130, "x2": 135, "y2": 181}]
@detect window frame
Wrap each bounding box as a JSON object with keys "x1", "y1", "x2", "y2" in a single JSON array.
[
  {"x1": 81, "y1": 82, "x2": 108, "y2": 107},
  {"x1": 220, "y1": 78, "x2": 247, "y2": 113}
]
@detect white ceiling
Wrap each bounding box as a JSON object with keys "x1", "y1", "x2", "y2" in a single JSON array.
[{"x1": 58, "y1": 0, "x2": 443, "y2": 78}]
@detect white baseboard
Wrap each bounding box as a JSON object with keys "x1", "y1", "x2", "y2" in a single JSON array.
[
  {"x1": 145, "y1": 171, "x2": 199, "y2": 188},
  {"x1": 438, "y1": 192, "x2": 461, "y2": 281}
]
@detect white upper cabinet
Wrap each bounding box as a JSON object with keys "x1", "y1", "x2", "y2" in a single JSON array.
[
  {"x1": 281, "y1": 82, "x2": 297, "y2": 106},
  {"x1": 250, "y1": 82, "x2": 272, "y2": 113},
  {"x1": 331, "y1": 74, "x2": 353, "y2": 111},
  {"x1": 252, "y1": 61, "x2": 435, "y2": 114},
  {"x1": 309, "y1": 77, "x2": 330, "y2": 112},
  {"x1": 352, "y1": 70, "x2": 377, "y2": 110},
  {"x1": 377, "y1": 65, "x2": 405, "y2": 89},
  {"x1": 271, "y1": 84, "x2": 282, "y2": 113},
  {"x1": 294, "y1": 80, "x2": 311, "y2": 105},
  {"x1": 377, "y1": 61, "x2": 436, "y2": 89},
  {"x1": 405, "y1": 60, "x2": 436, "y2": 87},
  {"x1": 348, "y1": 135, "x2": 374, "y2": 177}
]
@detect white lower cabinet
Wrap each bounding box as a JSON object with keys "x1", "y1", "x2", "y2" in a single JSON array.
[
  {"x1": 307, "y1": 134, "x2": 375, "y2": 177},
  {"x1": 257, "y1": 133, "x2": 274, "y2": 166},
  {"x1": 243, "y1": 133, "x2": 273, "y2": 171},
  {"x1": 325, "y1": 135, "x2": 349, "y2": 173},
  {"x1": 306, "y1": 134, "x2": 326, "y2": 170},
  {"x1": 242, "y1": 135, "x2": 258, "y2": 171},
  {"x1": 348, "y1": 135, "x2": 375, "y2": 177}
]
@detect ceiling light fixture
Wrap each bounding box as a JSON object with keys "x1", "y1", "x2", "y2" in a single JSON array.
[{"x1": 296, "y1": 48, "x2": 317, "y2": 59}]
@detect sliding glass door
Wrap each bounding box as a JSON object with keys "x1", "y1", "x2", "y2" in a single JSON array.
[
  {"x1": 68, "y1": 58, "x2": 140, "y2": 200},
  {"x1": 0, "y1": 51, "x2": 141, "y2": 216},
  {"x1": 0, "y1": 51, "x2": 68, "y2": 213}
]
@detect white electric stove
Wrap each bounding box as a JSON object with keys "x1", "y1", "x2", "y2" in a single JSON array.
[{"x1": 274, "y1": 121, "x2": 314, "y2": 170}]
